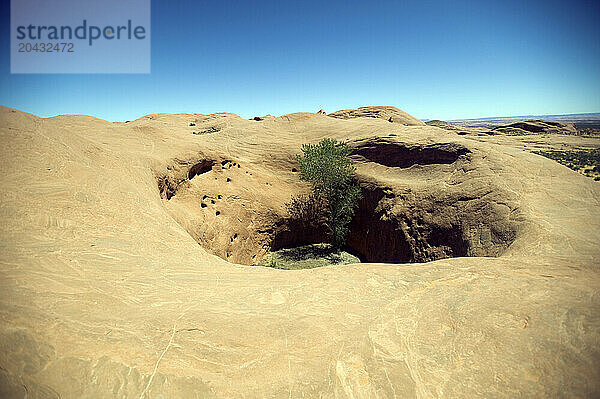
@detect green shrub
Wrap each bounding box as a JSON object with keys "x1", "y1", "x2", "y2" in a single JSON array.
[
  {"x1": 295, "y1": 138, "x2": 361, "y2": 249},
  {"x1": 263, "y1": 255, "x2": 279, "y2": 268}
]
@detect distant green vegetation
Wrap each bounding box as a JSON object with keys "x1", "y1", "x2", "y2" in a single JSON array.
[
  {"x1": 192, "y1": 126, "x2": 221, "y2": 135},
  {"x1": 533, "y1": 149, "x2": 600, "y2": 181}
]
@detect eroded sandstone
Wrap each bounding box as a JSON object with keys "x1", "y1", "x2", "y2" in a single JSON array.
[{"x1": 0, "y1": 105, "x2": 598, "y2": 398}]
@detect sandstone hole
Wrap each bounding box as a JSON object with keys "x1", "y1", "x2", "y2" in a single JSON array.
[
  {"x1": 352, "y1": 140, "x2": 469, "y2": 168},
  {"x1": 266, "y1": 142, "x2": 517, "y2": 264},
  {"x1": 158, "y1": 143, "x2": 518, "y2": 265},
  {"x1": 268, "y1": 185, "x2": 475, "y2": 264}
]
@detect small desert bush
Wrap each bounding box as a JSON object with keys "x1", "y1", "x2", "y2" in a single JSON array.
[
  {"x1": 294, "y1": 138, "x2": 361, "y2": 249},
  {"x1": 286, "y1": 193, "x2": 326, "y2": 223}
]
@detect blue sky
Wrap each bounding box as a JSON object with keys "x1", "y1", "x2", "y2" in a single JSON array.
[{"x1": 1, "y1": 0, "x2": 599, "y2": 121}]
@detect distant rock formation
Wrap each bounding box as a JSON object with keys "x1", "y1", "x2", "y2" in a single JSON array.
[
  {"x1": 492, "y1": 120, "x2": 578, "y2": 135},
  {"x1": 426, "y1": 118, "x2": 581, "y2": 136},
  {"x1": 425, "y1": 119, "x2": 463, "y2": 130},
  {"x1": 327, "y1": 105, "x2": 425, "y2": 126},
  {"x1": 316, "y1": 109, "x2": 326, "y2": 115},
  {"x1": 425, "y1": 119, "x2": 493, "y2": 135}
]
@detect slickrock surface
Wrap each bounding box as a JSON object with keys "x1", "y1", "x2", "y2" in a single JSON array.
[{"x1": 0, "y1": 105, "x2": 599, "y2": 398}]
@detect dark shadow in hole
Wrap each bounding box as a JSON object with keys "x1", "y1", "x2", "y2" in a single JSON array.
[
  {"x1": 188, "y1": 160, "x2": 215, "y2": 180},
  {"x1": 352, "y1": 140, "x2": 470, "y2": 168},
  {"x1": 347, "y1": 186, "x2": 412, "y2": 263}
]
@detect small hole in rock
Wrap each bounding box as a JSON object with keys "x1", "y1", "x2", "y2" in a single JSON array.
[{"x1": 188, "y1": 160, "x2": 215, "y2": 180}]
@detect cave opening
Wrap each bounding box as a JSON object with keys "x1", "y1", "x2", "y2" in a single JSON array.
[{"x1": 269, "y1": 185, "x2": 471, "y2": 265}]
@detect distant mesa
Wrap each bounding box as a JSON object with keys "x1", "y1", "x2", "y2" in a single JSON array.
[{"x1": 327, "y1": 105, "x2": 425, "y2": 126}]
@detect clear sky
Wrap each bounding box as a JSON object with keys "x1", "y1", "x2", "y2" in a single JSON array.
[{"x1": 1, "y1": 0, "x2": 599, "y2": 121}]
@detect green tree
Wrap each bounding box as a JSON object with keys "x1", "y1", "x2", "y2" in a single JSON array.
[{"x1": 296, "y1": 138, "x2": 361, "y2": 249}]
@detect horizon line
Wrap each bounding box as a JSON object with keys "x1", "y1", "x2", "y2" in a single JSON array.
[{"x1": 441, "y1": 111, "x2": 600, "y2": 122}]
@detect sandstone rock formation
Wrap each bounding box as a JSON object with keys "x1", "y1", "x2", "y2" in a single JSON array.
[
  {"x1": 425, "y1": 119, "x2": 491, "y2": 135},
  {"x1": 424, "y1": 119, "x2": 462, "y2": 130},
  {"x1": 328, "y1": 105, "x2": 425, "y2": 126},
  {"x1": 492, "y1": 120, "x2": 578, "y2": 135},
  {"x1": 0, "y1": 105, "x2": 599, "y2": 398},
  {"x1": 427, "y1": 118, "x2": 583, "y2": 138}
]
